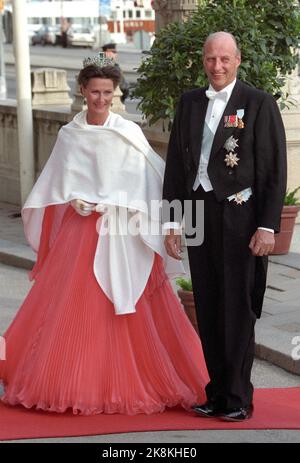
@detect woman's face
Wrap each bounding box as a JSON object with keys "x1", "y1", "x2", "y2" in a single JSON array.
[{"x1": 81, "y1": 78, "x2": 115, "y2": 121}]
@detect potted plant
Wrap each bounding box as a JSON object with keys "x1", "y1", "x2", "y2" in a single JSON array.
[
  {"x1": 176, "y1": 277, "x2": 199, "y2": 335},
  {"x1": 272, "y1": 186, "x2": 300, "y2": 255}
]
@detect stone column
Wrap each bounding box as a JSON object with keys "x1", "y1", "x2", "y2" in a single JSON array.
[
  {"x1": 152, "y1": 0, "x2": 198, "y2": 34},
  {"x1": 13, "y1": 0, "x2": 35, "y2": 205}
]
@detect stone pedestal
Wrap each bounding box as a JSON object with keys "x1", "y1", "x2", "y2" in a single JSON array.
[
  {"x1": 31, "y1": 68, "x2": 72, "y2": 107},
  {"x1": 71, "y1": 83, "x2": 86, "y2": 115},
  {"x1": 153, "y1": 0, "x2": 197, "y2": 33},
  {"x1": 111, "y1": 86, "x2": 125, "y2": 113}
]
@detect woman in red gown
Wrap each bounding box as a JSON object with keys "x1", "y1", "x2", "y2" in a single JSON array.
[{"x1": 0, "y1": 55, "x2": 208, "y2": 415}]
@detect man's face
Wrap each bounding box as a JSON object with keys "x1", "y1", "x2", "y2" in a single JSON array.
[
  {"x1": 104, "y1": 49, "x2": 117, "y2": 60},
  {"x1": 203, "y1": 37, "x2": 241, "y2": 91}
]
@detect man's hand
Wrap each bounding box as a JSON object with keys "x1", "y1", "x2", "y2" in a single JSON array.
[
  {"x1": 249, "y1": 229, "x2": 275, "y2": 256},
  {"x1": 70, "y1": 199, "x2": 96, "y2": 217},
  {"x1": 164, "y1": 229, "x2": 183, "y2": 260}
]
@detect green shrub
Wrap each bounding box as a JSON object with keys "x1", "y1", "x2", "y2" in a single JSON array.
[
  {"x1": 134, "y1": 0, "x2": 300, "y2": 125},
  {"x1": 284, "y1": 186, "x2": 300, "y2": 205}
]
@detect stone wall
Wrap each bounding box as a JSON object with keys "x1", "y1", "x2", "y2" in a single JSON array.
[
  {"x1": 0, "y1": 101, "x2": 20, "y2": 205},
  {"x1": 281, "y1": 66, "x2": 300, "y2": 200},
  {"x1": 33, "y1": 108, "x2": 71, "y2": 177}
]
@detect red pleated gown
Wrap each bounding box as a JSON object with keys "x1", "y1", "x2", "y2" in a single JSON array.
[{"x1": 0, "y1": 206, "x2": 208, "y2": 415}]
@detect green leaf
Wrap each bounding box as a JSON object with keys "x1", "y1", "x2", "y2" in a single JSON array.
[
  {"x1": 133, "y1": 0, "x2": 300, "y2": 125},
  {"x1": 176, "y1": 278, "x2": 193, "y2": 291}
]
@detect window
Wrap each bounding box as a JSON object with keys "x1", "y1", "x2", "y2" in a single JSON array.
[
  {"x1": 42, "y1": 17, "x2": 51, "y2": 25},
  {"x1": 28, "y1": 18, "x2": 40, "y2": 25}
]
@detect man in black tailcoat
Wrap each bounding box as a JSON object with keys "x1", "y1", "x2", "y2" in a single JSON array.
[{"x1": 163, "y1": 32, "x2": 287, "y2": 421}]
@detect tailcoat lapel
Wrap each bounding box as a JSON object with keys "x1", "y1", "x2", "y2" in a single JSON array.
[{"x1": 190, "y1": 91, "x2": 208, "y2": 167}]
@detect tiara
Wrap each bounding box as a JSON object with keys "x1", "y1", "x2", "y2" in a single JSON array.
[{"x1": 82, "y1": 52, "x2": 115, "y2": 69}]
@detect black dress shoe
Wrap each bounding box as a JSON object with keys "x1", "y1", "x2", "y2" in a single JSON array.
[
  {"x1": 219, "y1": 404, "x2": 253, "y2": 422},
  {"x1": 192, "y1": 401, "x2": 223, "y2": 418}
]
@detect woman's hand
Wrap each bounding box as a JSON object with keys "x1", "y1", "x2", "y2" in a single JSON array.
[{"x1": 70, "y1": 199, "x2": 96, "y2": 216}]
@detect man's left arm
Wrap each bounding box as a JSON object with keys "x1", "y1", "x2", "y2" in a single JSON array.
[{"x1": 249, "y1": 94, "x2": 287, "y2": 256}]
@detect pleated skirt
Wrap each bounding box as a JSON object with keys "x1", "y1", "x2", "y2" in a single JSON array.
[{"x1": 0, "y1": 206, "x2": 207, "y2": 415}]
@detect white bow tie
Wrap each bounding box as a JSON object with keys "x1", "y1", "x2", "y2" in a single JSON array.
[{"x1": 205, "y1": 89, "x2": 228, "y2": 101}]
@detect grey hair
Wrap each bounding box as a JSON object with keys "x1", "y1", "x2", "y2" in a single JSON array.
[{"x1": 203, "y1": 32, "x2": 241, "y2": 57}]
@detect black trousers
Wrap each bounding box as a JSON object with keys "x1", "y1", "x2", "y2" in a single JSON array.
[{"x1": 187, "y1": 186, "x2": 267, "y2": 409}]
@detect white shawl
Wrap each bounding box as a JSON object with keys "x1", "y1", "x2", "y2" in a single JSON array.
[{"x1": 22, "y1": 111, "x2": 184, "y2": 314}]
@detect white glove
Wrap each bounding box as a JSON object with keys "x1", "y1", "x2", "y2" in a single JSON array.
[{"x1": 70, "y1": 199, "x2": 96, "y2": 216}]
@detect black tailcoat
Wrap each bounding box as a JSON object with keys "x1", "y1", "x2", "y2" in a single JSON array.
[{"x1": 163, "y1": 80, "x2": 287, "y2": 408}]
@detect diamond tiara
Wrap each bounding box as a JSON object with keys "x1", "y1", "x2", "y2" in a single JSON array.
[{"x1": 82, "y1": 52, "x2": 115, "y2": 69}]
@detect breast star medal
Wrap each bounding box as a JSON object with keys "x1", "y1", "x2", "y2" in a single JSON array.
[
  {"x1": 227, "y1": 188, "x2": 253, "y2": 205},
  {"x1": 224, "y1": 136, "x2": 239, "y2": 152},
  {"x1": 223, "y1": 136, "x2": 240, "y2": 168},
  {"x1": 233, "y1": 192, "x2": 244, "y2": 205},
  {"x1": 224, "y1": 152, "x2": 240, "y2": 168}
]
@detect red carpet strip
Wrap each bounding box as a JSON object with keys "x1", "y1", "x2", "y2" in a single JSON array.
[{"x1": 0, "y1": 388, "x2": 300, "y2": 441}]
